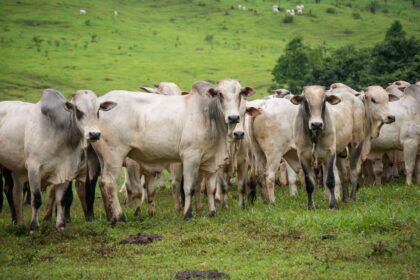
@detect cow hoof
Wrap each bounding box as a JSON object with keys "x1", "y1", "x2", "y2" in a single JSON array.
[
  {"x1": 117, "y1": 213, "x2": 127, "y2": 222},
  {"x1": 110, "y1": 217, "x2": 117, "y2": 225},
  {"x1": 85, "y1": 213, "x2": 94, "y2": 222},
  {"x1": 134, "y1": 207, "x2": 141, "y2": 217},
  {"x1": 209, "y1": 210, "x2": 216, "y2": 217},
  {"x1": 148, "y1": 209, "x2": 156, "y2": 217},
  {"x1": 29, "y1": 220, "x2": 39, "y2": 231},
  {"x1": 184, "y1": 207, "x2": 193, "y2": 220},
  {"x1": 307, "y1": 204, "x2": 315, "y2": 210}
]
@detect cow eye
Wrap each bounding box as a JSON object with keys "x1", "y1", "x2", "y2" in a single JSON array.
[
  {"x1": 76, "y1": 109, "x2": 85, "y2": 120},
  {"x1": 371, "y1": 98, "x2": 377, "y2": 104}
]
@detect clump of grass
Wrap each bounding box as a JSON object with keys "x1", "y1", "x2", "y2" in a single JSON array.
[
  {"x1": 326, "y1": 7, "x2": 337, "y2": 14},
  {"x1": 283, "y1": 15, "x2": 294, "y2": 24},
  {"x1": 352, "y1": 12, "x2": 361, "y2": 19}
]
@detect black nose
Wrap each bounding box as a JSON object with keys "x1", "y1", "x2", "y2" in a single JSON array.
[
  {"x1": 233, "y1": 131, "x2": 245, "y2": 139},
  {"x1": 311, "y1": 122, "x2": 323, "y2": 130},
  {"x1": 228, "y1": 115, "x2": 240, "y2": 123},
  {"x1": 89, "y1": 132, "x2": 101, "y2": 141},
  {"x1": 387, "y1": 115, "x2": 395, "y2": 123}
]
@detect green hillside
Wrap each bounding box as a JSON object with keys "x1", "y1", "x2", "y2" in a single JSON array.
[{"x1": 0, "y1": 0, "x2": 419, "y2": 102}]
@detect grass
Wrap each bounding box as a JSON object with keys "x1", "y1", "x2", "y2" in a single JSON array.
[
  {"x1": 0, "y1": 0, "x2": 419, "y2": 102},
  {"x1": 0, "y1": 181, "x2": 419, "y2": 279}
]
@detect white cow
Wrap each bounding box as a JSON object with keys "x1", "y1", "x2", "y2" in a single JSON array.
[
  {"x1": 92, "y1": 79, "x2": 255, "y2": 222},
  {"x1": 80, "y1": 9, "x2": 86, "y2": 15},
  {"x1": 0, "y1": 89, "x2": 116, "y2": 230},
  {"x1": 272, "y1": 5, "x2": 279, "y2": 13}
]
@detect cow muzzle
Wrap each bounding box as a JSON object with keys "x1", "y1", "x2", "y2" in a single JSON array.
[
  {"x1": 233, "y1": 131, "x2": 245, "y2": 140},
  {"x1": 384, "y1": 115, "x2": 395, "y2": 124},
  {"x1": 310, "y1": 122, "x2": 323, "y2": 131},
  {"x1": 227, "y1": 115, "x2": 240, "y2": 124},
  {"x1": 88, "y1": 131, "x2": 101, "y2": 141}
]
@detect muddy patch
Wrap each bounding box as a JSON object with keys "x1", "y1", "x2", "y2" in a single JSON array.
[
  {"x1": 120, "y1": 232, "x2": 163, "y2": 245},
  {"x1": 175, "y1": 270, "x2": 229, "y2": 279}
]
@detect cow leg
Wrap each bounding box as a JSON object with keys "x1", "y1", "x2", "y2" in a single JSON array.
[
  {"x1": 76, "y1": 180, "x2": 88, "y2": 218},
  {"x1": 415, "y1": 155, "x2": 420, "y2": 185},
  {"x1": 265, "y1": 158, "x2": 281, "y2": 203},
  {"x1": 323, "y1": 155, "x2": 338, "y2": 209},
  {"x1": 286, "y1": 162, "x2": 298, "y2": 196},
  {"x1": 158, "y1": 173, "x2": 165, "y2": 190},
  {"x1": 236, "y1": 158, "x2": 248, "y2": 208},
  {"x1": 403, "y1": 141, "x2": 418, "y2": 185},
  {"x1": 300, "y1": 156, "x2": 316, "y2": 209},
  {"x1": 205, "y1": 172, "x2": 217, "y2": 217},
  {"x1": 43, "y1": 186, "x2": 56, "y2": 221},
  {"x1": 54, "y1": 183, "x2": 70, "y2": 230},
  {"x1": 373, "y1": 159, "x2": 383, "y2": 187},
  {"x1": 24, "y1": 185, "x2": 31, "y2": 205},
  {"x1": 169, "y1": 164, "x2": 183, "y2": 211},
  {"x1": 102, "y1": 167, "x2": 126, "y2": 223},
  {"x1": 336, "y1": 157, "x2": 349, "y2": 202},
  {"x1": 181, "y1": 158, "x2": 200, "y2": 220},
  {"x1": 349, "y1": 143, "x2": 363, "y2": 200},
  {"x1": 86, "y1": 174, "x2": 98, "y2": 221},
  {"x1": 27, "y1": 167, "x2": 42, "y2": 230},
  {"x1": 132, "y1": 176, "x2": 146, "y2": 217},
  {"x1": 62, "y1": 182, "x2": 73, "y2": 222},
  {"x1": 12, "y1": 173, "x2": 24, "y2": 226},
  {"x1": 2, "y1": 170, "x2": 16, "y2": 223},
  {"x1": 144, "y1": 174, "x2": 156, "y2": 217}
]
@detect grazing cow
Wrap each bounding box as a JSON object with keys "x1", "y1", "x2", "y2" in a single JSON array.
[
  {"x1": 92, "y1": 79, "x2": 255, "y2": 221},
  {"x1": 272, "y1": 5, "x2": 279, "y2": 13},
  {"x1": 368, "y1": 85, "x2": 420, "y2": 185},
  {"x1": 295, "y1": 5, "x2": 304, "y2": 14},
  {"x1": 286, "y1": 9, "x2": 295, "y2": 16},
  {"x1": 80, "y1": 9, "x2": 86, "y2": 15},
  {"x1": 0, "y1": 89, "x2": 116, "y2": 230}
]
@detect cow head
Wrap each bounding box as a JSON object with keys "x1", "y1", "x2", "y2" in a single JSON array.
[
  {"x1": 71, "y1": 90, "x2": 117, "y2": 143},
  {"x1": 359, "y1": 86, "x2": 398, "y2": 138},
  {"x1": 271, "y1": 89, "x2": 291, "y2": 98},
  {"x1": 210, "y1": 79, "x2": 255, "y2": 139},
  {"x1": 390, "y1": 80, "x2": 410, "y2": 91},
  {"x1": 290, "y1": 86, "x2": 341, "y2": 132}
]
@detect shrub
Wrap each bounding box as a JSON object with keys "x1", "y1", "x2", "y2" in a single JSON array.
[
  {"x1": 326, "y1": 7, "x2": 336, "y2": 14},
  {"x1": 85, "y1": 19, "x2": 91, "y2": 26},
  {"x1": 282, "y1": 15, "x2": 294, "y2": 24},
  {"x1": 352, "y1": 12, "x2": 361, "y2": 19}
]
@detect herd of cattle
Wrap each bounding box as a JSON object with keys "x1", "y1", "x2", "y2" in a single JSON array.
[{"x1": 0, "y1": 79, "x2": 419, "y2": 231}]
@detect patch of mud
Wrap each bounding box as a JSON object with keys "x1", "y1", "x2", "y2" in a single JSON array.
[
  {"x1": 175, "y1": 270, "x2": 229, "y2": 279},
  {"x1": 120, "y1": 232, "x2": 163, "y2": 245}
]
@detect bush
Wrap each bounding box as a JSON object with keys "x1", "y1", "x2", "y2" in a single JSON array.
[
  {"x1": 271, "y1": 21, "x2": 420, "y2": 92},
  {"x1": 326, "y1": 7, "x2": 336, "y2": 14},
  {"x1": 282, "y1": 15, "x2": 294, "y2": 24},
  {"x1": 352, "y1": 12, "x2": 361, "y2": 19}
]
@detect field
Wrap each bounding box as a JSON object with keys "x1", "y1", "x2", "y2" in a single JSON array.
[
  {"x1": 0, "y1": 0, "x2": 420, "y2": 102},
  {"x1": 1, "y1": 0, "x2": 420, "y2": 279},
  {"x1": 0, "y1": 181, "x2": 419, "y2": 279}
]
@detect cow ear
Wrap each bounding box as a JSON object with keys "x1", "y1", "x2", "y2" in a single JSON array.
[
  {"x1": 64, "y1": 101, "x2": 75, "y2": 111},
  {"x1": 326, "y1": 95, "x2": 341, "y2": 105},
  {"x1": 246, "y1": 107, "x2": 262, "y2": 117},
  {"x1": 290, "y1": 95, "x2": 304, "y2": 105},
  {"x1": 99, "y1": 101, "x2": 117, "y2": 111},
  {"x1": 388, "y1": 94, "x2": 399, "y2": 102},
  {"x1": 240, "y1": 87, "x2": 256, "y2": 97},
  {"x1": 140, "y1": 86, "x2": 158, "y2": 93},
  {"x1": 208, "y1": 88, "x2": 221, "y2": 97}
]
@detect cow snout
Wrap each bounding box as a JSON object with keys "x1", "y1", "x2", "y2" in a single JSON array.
[
  {"x1": 227, "y1": 115, "x2": 240, "y2": 124},
  {"x1": 88, "y1": 132, "x2": 101, "y2": 141},
  {"x1": 385, "y1": 115, "x2": 395, "y2": 124},
  {"x1": 310, "y1": 122, "x2": 323, "y2": 130},
  {"x1": 233, "y1": 131, "x2": 245, "y2": 139}
]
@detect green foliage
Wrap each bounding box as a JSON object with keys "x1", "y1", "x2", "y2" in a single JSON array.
[
  {"x1": 282, "y1": 15, "x2": 294, "y2": 24},
  {"x1": 326, "y1": 7, "x2": 337, "y2": 14},
  {"x1": 272, "y1": 21, "x2": 420, "y2": 91}
]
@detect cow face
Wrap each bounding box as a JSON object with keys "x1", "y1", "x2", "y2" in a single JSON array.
[
  {"x1": 360, "y1": 86, "x2": 398, "y2": 138},
  {"x1": 71, "y1": 90, "x2": 117, "y2": 143},
  {"x1": 390, "y1": 80, "x2": 410, "y2": 91},
  {"x1": 291, "y1": 86, "x2": 341, "y2": 132},
  {"x1": 212, "y1": 80, "x2": 255, "y2": 138}
]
